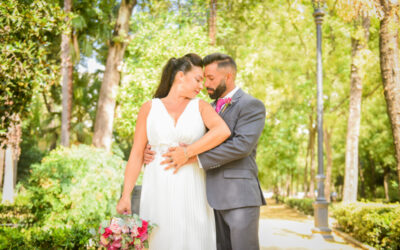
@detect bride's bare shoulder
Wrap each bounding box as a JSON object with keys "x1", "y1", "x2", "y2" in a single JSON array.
[{"x1": 138, "y1": 100, "x2": 152, "y2": 117}]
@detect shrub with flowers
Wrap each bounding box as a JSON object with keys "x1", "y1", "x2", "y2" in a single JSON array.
[{"x1": 97, "y1": 214, "x2": 155, "y2": 249}]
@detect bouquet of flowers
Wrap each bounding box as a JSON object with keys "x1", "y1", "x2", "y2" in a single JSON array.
[{"x1": 97, "y1": 214, "x2": 155, "y2": 250}]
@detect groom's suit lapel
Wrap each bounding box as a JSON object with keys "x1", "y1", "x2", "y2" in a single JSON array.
[{"x1": 219, "y1": 88, "x2": 244, "y2": 119}]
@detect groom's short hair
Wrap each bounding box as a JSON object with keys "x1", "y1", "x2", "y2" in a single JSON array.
[{"x1": 203, "y1": 53, "x2": 237, "y2": 72}]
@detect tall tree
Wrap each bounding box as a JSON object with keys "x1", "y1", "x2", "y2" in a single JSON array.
[
  {"x1": 60, "y1": 0, "x2": 73, "y2": 147},
  {"x1": 379, "y1": 0, "x2": 400, "y2": 195},
  {"x1": 93, "y1": 0, "x2": 137, "y2": 151},
  {"x1": 209, "y1": 0, "x2": 217, "y2": 46},
  {"x1": 343, "y1": 16, "x2": 370, "y2": 202},
  {"x1": 383, "y1": 166, "x2": 390, "y2": 201},
  {"x1": 0, "y1": 149, "x2": 4, "y2": 188}
]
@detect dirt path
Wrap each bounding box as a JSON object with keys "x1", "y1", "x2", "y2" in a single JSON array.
[{"x1": 258, "y1": 200, "x2": 360, "y2": 250}]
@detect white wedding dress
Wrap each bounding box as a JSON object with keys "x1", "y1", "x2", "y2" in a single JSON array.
[{"x1": 139, "y1": 98, "x2": 216, "y2": 250}]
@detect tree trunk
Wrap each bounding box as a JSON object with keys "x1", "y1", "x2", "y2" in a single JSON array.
[
  {"x1": 285, "y1": 174, "x2": 291, "y2": 197},
  {"x1": 93, "y1": 0, "x2": 137, "y2": 151},
  {"x1": 60, "y1": 0, "x2": 73, "y2": 147},
  {"x1": 324, "y1": 127, "x2": 333, "y2": 202},
  {"x1": 309, "y1": 118, "x2": 317, "y2": 198},
  {"x1": 2, "y1": 148, "x2": 14, "y2": 203},
  {"x1": 358, "y1": 158, "x2": 365, "y2": 198},
  {"x1": 370, "y1": 157, "x2": 376, "y2": 197},
  {"x1": 383, "y1": 166, "x2": 390, "y2": 201},
  {"x1": 0, "y1": 149, "x2": 4, "y2": 190},
  {"x1": 209, "y1": 0, "x2": 217, "y2": 46},
  {"x1": 343, "y1": 16, "x2": 370, "y2": 203},
  {"x1": 379, "y1": 0, "x2": 400, "y2": 196}
]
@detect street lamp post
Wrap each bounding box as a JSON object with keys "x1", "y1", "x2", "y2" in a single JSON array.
[{"x1": 311, "y1": 0, "x2": 333, "y2": 240}]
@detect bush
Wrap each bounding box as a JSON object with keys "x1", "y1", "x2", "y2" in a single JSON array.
[
  {"x1": 332, "y1": 202, "x2": 400, "y2": 249},
  {"x1": 27, "y1": 144, "x2": 126, "y2": 227},
  {"x1": 284, "y1": 198, "x2": 314, "y2": 215},
  {"x1": 0, "y1": 204, "x2": 36, "y2": 226},
  {"x1": 0, "y1": 225, "x2": 93, "y2": 249},
  {"x1": 273, "y1": 195, "x2": 285, "y2": 204}
]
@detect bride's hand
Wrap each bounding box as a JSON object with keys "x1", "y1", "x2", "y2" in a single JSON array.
[
  {"x1": 116, "y1": 196, "x2": 131, "y2": 215},
  {"x1": 162, "y1": 146, "x2": 189, "y2": 173}
]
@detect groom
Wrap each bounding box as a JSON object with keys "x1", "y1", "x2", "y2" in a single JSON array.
[{"x1": 145, "y1": 53, "x2": 266, "y2": 250}]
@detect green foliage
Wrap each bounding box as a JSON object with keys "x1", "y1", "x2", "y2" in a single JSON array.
[
  {"x1": 0, "y1": 225, "x2": 92, "y2": 249},
  {"x1": 332, "y1": 202, "x2": 400, "y2": 249},
  {"x1": 284, "y1": 198, "x2": 314, "y2": 216},
  {"x1": 17, "y1": 136, "x2": 46, "y2": 185},
  {"x1": 0, "y1": 0, "x2": 63, "y2": 138},
  {"x1": 0, "y1": 204, "x2": 36, "y2": 226},
  {"x1": 26, "y1": 144, "x2": 126, "y2": 226},
  {"x1": 117, "y1": 6, "x2": 223, "y2": 145},
  {"x1": 70, "y1": 72, "x2": 101, "y2": 144}
]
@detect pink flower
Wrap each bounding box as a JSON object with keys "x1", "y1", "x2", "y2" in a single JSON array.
[
  {"x1": 138, "y1": 220, "x2": 148, "y2": 238},
  {"x1": 130, "y1": 225, "x2": 139, "y2": 238},
  {"x1": 100, "y1": 235, "x2": 110, "y2": 246},
  {"x1": 110, "y1": 218, "x2": 123, "y2": 234},
  {"x1": 114, "y1": 234, "x2": 122, "y2": 241},
  {"x1": 102, "y1": 227, "x2": 112, "y2": 238},
  {"x1": 140, "y1": 232, "x2": 148, "y2": 242},
  {"x1": 111, "y1": 239, "x2": 122, "y2": 249},
  {"x1": 121, "y1": 225, "x2": 129, "y2": 234}
]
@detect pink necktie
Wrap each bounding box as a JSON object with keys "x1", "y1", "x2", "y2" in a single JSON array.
[{"x1": 215, "y1": 98, "x2": 231, "y2": 113}]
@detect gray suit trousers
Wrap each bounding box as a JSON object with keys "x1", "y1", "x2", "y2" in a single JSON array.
[{"x1": 214, "y1": 206, "x2": 260, "y2": 250}]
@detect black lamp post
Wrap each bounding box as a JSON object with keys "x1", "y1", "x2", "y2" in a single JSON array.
[{"x1": 311, "y1": 0, "x2": 333, "y2": 240}]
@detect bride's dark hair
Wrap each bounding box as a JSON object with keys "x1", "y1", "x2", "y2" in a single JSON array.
[{"x1": 153, "y1": 53, "x2": 203, "y2": 98}]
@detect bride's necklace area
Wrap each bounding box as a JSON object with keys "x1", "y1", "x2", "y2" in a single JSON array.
[{"x1": 160, "y1": 98, "x2": 191, "y2": 127}]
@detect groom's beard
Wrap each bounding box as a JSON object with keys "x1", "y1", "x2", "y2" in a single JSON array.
[{"x1": 207, "y1": 80, "x2": 227, "y2": 100}]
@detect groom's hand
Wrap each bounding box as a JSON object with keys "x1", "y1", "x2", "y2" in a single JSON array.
[
  {"x1": 143, "y1": 144, "x2": 155, "y2": 164},
  {"x1": 162, "y1": 143, "x2": 196, "y2": 174}
]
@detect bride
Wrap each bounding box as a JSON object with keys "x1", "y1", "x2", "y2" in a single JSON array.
[{"x1": 116, "y1": 53, "x2": 231, "y2": 249}]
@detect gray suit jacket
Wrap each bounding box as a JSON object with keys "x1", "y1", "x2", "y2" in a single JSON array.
[{"x1": 198, "y1": 88, "x2": 266, "y2": 210}]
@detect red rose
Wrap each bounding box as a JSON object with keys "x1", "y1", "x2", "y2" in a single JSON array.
[
  {"x1": 138, "y1": 220, "x2": 148, "y2": 238},
  {"x1": 140, "y1": 232, "x2": 148, "y2": 242},
  {"x1": 102, "y1": 227, "x2": 113, "y2": 238}
]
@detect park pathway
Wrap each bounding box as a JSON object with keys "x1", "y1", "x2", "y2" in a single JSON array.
[{"x1": 258, "y1": 200, "x2": 359, "y2": 250}]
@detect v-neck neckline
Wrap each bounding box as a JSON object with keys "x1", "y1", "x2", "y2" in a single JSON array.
[{"x1": 159, "y1": 98, "x2": 192, "y2": 128}]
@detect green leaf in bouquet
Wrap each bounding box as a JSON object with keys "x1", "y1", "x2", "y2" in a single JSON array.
[
  {"x1": 100, "y1": 220, "x2": 109, "y2": 229},
  {"x1": 134, "y1": 238, "x2": 141, "y2": 246},
  {"x1": 132, "y1": 214, "x2": 142, "y2": 227},
  {"x1": 120, "y1": 237, "x2": 128, "y2": 249}
]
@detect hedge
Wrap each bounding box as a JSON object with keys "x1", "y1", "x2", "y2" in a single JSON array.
[
  {"x1": 284, "y1": 197, "x2": 314, "y2": 216},
  {"x1": 332, "y1": 202, "x2": 400, "y2": 249},
  {"x1": 0, "y1": 225, "x2": 93, "y2": 249},
  {"x1": 0, "y1": 204, "x2": 36, "y2": 226}
]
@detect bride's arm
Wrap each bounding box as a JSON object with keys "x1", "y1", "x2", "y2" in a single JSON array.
[
  {"x1": 165, "y1": 99, "x2": 231, "y2": 169},
  {"x1": 117, "y1": 101, "x2": 150, "y2": 214}
]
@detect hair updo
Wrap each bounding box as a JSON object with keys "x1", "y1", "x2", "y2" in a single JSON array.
[{"x1": 153, "y1": 53, "x2": 203, "y2": 98}]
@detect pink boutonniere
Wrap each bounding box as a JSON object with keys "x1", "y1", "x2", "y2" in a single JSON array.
[{"x1": 221, "y1": 97, "x2": 233, "y2": 113}]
